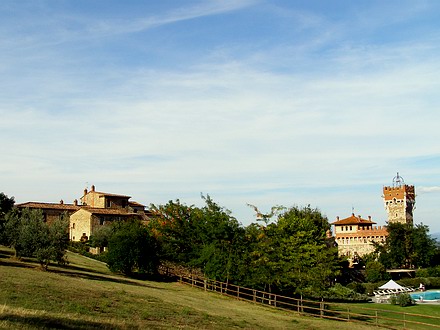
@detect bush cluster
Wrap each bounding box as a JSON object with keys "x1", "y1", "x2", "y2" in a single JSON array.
[
  {"x1": 389, "y1": 293, "x2": 414, "y2": 307},
  {"x1": 398, "y1": 277, "x2": 440, "y2": 289}
]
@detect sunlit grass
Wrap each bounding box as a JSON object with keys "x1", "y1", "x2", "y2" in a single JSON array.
[{"x1": 0, "y1": 246, "x2": 387, "y2": 329}]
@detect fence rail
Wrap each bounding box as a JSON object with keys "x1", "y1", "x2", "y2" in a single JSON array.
[{"x1": 178, "y1": 275, "x2": 440, "y2": 329}]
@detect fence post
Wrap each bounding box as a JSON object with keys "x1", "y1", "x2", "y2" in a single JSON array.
[
  {"x1": 347, "y1": 307, "x2": 350, "y2": 322},
  {"x1": 253, "y1": 290, "x2": 256, "y2": 303},
  {"x1": 204, "y1": 280, "x2": 207, "y2": 291},
  {"x1": 320, "y1": 299, "x2": 324, "y2": 318},
  {"x1": 179, "y1": 275, "x2": 182, "y2": 283},
  {"x1": 403, "y1": 313, "x2": 406, "y2": 329},
  {"x1": 375, "y1": 311, "x2": 378, "y2": 326},
  {"x1": 297, "y1": 299, "x2": 300, "y2": 313},
  {"x1": 237, "y1": 286, "x2": 240, "y2": 299},
  {"x1": 220, "y1": 282, "x2": 223, "y2": 294},
  {"x1": 274, "y1": 294, "x2": 277, "y2": 307}
]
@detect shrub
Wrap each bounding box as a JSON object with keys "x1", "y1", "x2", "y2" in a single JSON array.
[
  {"x1": 365, "y1": 261, "x2": 388, "y2": 283},
  {"x1": 308, "y1": 283, "x2": 369, "y2": 302},
  {"x1": 107, "y1": 220, "x2": 159, "y2": 275},
  {"x1": 416, "y1": 268, "x2": 429, "y2": 277},
  {"x1": 347, "y1": 282, "x2": 366, "y2": 294},
  {"x1": 427, "y1": 266, "x2": 440, "y2": 277},
  {"x1": 396, "y1": 293, "x2": 414, "y2": 307},
  {"x1": 389, "y1": 295, "x2": 397, "y2": 305},
  {"x1": 362, "y1": 282, "x2": 377, "y2": 295}
]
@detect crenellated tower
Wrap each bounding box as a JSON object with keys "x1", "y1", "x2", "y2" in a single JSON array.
[{"x1": 383, "y1": 173, "x2": 415, "y2": 225}]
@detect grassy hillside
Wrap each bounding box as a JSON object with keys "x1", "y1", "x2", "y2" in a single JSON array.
[{"x1": 0, "y1": 247, "x2": 408, "y2": 329}]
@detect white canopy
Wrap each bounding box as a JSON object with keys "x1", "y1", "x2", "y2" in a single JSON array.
[{"x1": 378, "y1": 280, "x2": 404, "y2": 290}]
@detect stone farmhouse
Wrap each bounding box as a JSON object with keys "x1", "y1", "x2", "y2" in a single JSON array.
[
  {"x1": 17, "y1": 185, "x2": 151, "y2": 242},
  {"x1": 332, "y1": 173, "x2": 415, "y2": 264}
]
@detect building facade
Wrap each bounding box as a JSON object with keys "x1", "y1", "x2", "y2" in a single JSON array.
[
  {"x1": 332, "y1": 214, "x2": 388, "y2": 260},
  {"x1": 383, "y1": 173, "x2": 415, "y2": 225},
  {"x1": 17, "y1": 185, "x2": 151, "y2": 242}
]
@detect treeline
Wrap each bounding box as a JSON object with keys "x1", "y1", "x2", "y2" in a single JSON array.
[
  {"x1": 2, "y1": 191, "x2": 440, "y2": 301},
  {"x1": 0, "y1": 193, "x2": 69, "y2": 269},
  {"x1": 94, "y1": 195, "x2": 341, "y2": 297}
]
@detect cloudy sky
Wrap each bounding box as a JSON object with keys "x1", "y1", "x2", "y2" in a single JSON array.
[{"x1": 1, "y1": 0, "x2": 440, "y2": 232}]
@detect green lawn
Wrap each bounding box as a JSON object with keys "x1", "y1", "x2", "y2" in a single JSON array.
[
  {"x1": 0, "y1": 246, "x2": 433, "y2": 329},
  {"x1": 324, "y1": 297, "x2": 440, "y2": 329}
]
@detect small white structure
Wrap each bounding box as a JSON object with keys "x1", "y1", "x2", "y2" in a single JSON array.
[
  {"x1": 378, "y1": 280, "x2": 405, "y2": 291},
  {"x1": 373, "y1": 280, "x2": 414, "y2": 303}
]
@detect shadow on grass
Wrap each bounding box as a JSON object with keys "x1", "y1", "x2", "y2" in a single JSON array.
[
  {"x1": 1, "y1": 246, "x2": 174, "y2": 288},
  {"x1": 0, "y1": 257, "x2": 37, "y2": 270},
  {"x1": 0, "y1": 313, "x2": 128, "y2": 330},
  {"x1": 48, "y1": 267, "x2": 169, "y2": 290}
]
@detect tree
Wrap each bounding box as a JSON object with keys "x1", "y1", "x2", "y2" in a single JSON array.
[
  {"x1": 377, "y1": 223, "x2": 437, "y2": 269},
  {"x1": 3, "y1": 208, "x2": 69, "y2": 269},
  {"x1": 107, "y1": 220, "x2": 159, "y2": 275},
  {"x1": 411, "y1": 224, "x2": 437, "y2": 268},
  {"x1": 365, "y1": 260, "x2": 388, "y2": 283},
  {"x1": 89, "y1": 225, "x2": 112, "y2": 251},
  {"x1": 149, "y1": 199, "x2": 198, "y2": 265},
  {"x1": 0, "y1": 192, "x2": 14, "y2": 244},
  {"x1": 246, "y1": 205, "x2": 340, "y2": 295}
]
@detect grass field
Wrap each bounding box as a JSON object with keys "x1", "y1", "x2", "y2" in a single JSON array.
[{"x1": 0, "y1": 246, "x2": 436, "y2": 329}]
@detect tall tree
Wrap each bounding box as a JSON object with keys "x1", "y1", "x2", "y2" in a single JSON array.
[
  {"x1": 247, "y1": 205, "x2": 339, "y2": 295},
  {"x1": 107, "y1": 219, "x2": 159, "y2": 275},
  {"x1": 377, "y1": 222, "x2": 437, "y2": 269},
  {"x1": 0, "y1": 192, "x2": 15, "y2": 243}
]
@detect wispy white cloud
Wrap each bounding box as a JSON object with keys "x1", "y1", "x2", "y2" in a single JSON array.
[
  {"x1": 1, "y1": 1, "x2": 440, "y2": 230},
  {"x1": 86, "y1": 0, "x2": 259, "y2": 36},
  {"x1": 418, "y1": 186, "x2": 440, "y2": 194}
]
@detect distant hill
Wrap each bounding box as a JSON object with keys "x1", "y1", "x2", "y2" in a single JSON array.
[{"x1": 431, "y1": 232, "x2": 440, "y2": 245}]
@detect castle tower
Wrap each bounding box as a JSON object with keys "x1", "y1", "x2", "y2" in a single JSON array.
[{"x1": 383, "y1": 173, "x2": 415, "y2": 225}]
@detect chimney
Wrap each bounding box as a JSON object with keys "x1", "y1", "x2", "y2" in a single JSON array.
[
  {"x1": 60, "y1": 199, "x2": 64, "y2": 205},
  {"x1": 91, "y1": 185, "x2": 95, "y2": 192},
  {"x1": 84, "y1": 188, "x2": 88, "y2": 196},
  {"x1": 336, "y1": 216, "x2": 339, "y2": 220},
  {"x1": 368, "y1": 216, "x2": 371, "y2": 221},
  {"x1": 74, "y1": 199, "x2": 78, "y2": 206}
]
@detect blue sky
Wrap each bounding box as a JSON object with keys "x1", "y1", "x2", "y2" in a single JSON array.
[{"x1": 1, "y1": 0, "x2": 440, "y2": 233}]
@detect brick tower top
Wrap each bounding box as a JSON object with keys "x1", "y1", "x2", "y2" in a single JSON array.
[{"x1": 383, "y1": 173, "x2": 415, "y2": 225}]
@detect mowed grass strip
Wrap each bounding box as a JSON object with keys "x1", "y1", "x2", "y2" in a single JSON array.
[{"x1": 1, "y1": 247, "x2": 379, "y2": 329}]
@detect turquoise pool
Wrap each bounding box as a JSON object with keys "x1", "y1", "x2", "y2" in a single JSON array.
[{"x1": 410, "y1": 291, "x2": 440, "y2": 301}]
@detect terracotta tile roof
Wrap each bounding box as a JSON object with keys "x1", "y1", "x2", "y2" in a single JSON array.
[
  {"x1": 17, "y1": 202, "x2": 80, "y2": 211},
  {"x1": 94, "y1": 191, "x2": 131, "y2": 199},
  {"x1": 129, "y1": 201, "x2": 145, "y2": 207},
  {"x1": 332, "y1": 213, "x2": 377, "y2": 225},
  {"x1": 79, "y1": 207, "x2": 139, "y2": 216}
]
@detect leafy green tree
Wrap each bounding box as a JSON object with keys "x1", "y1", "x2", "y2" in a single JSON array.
[
  {"x1": 246, "y1": 205, "x2": 339, "y2": 295},
  {"x1": 107, "y1": 220, "x2": 159, "y2": 275},
  {"x1": 377, "y1": 223, "x2": 437, "y2": 269},
  {"x1": 0, "y1": 192, "x2": 14, "y2": 243},
  {"x1": 89, "y1": 225, "x2": 112, "y2": 250},
  {"x1": 150, "y1": 195, "x2": 245, "y2": 283},
  {"x1": 365, "y1": 260, "x2": 388, "y2": 283},
  {"x1": 3, "y1": 208, "x2": 24, "y2": 255},
  {"x1": 411, "y1": 224, "x2": 437, "y2": 267},
  {"x1": 3, "y1": 208, "x2": 69, "y2": 269},
  {"x1": 150, "y1": 199, "x2": 198, "y2": 265}
]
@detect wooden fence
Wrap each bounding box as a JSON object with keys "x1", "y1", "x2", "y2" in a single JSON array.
[{"x1": 178, "y1": 275, "x2": 440, "y2": 329}]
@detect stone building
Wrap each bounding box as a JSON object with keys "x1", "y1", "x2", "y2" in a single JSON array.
[
  {"x1": 332, "y1": 213, "x2": 388, "y2": 260},
  {"x1": 69, "y1": 185, "x2": 150, "y2": 241},
  {"x1": 16, "y1": 200, "x2": 80, "y2": 225},
  {"x1": 17, "y1": 185, "x2": 151, "y2": 242},
  {"x1": 383, "y1": 173, "x2": 415, "y2": 225}
]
